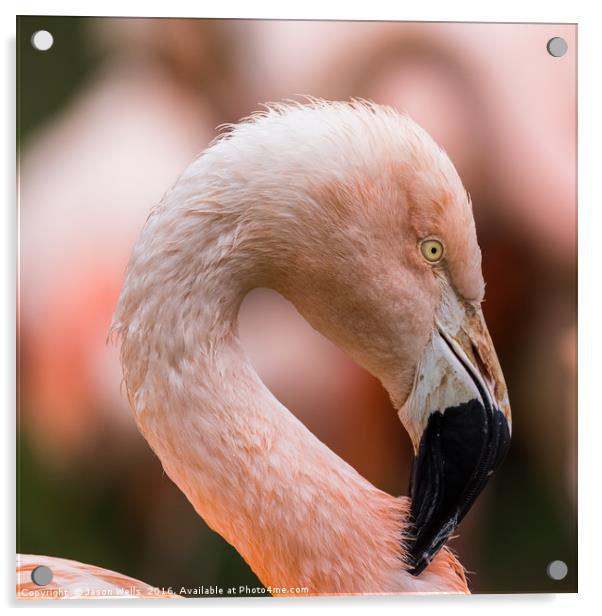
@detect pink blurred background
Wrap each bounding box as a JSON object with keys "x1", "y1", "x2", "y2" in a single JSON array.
[{"x1": 17, "y1": 18, "x2": 577, "y2": 593}]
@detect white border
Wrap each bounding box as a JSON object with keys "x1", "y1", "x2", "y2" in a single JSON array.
[{"x1": 3, "y1": 1, "x2": 601, "y2": 614}]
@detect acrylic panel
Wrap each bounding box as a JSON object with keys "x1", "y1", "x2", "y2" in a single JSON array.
[{"x1": 16, "y1": 17, "x2": 577, "y2": 599}]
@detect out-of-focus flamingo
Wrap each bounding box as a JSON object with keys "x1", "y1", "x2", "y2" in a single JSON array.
[
  {"x1": 109, "y1": 100, "x2": 511, "y2": 593},
  {"x1": 16, "y1": 555, "x2": 176, "y2": 599},
  {"x1": 19, "y1": 62, "x2": 214, "y2": 459}
]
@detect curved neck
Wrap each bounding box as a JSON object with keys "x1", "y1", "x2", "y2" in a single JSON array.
[
  {"x1": 130, "y1": 271, "x2": 405, "y2": 591},
  {"x1": 113, "y1": 189, "x2": 465, "y2": 594}
]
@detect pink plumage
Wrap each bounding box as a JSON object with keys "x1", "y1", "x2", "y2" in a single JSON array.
[{"x1": 19, "y1": 100, "x2": 511, "y2": 597}]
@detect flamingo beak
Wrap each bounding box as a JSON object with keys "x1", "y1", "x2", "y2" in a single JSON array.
[{"x1": 404, "y1": 308, "x2": 511, "y2": 576}]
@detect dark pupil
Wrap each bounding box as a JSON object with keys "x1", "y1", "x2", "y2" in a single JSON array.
[{"x1": 431, "y1": 247, "x2": 437, "y2": 254}]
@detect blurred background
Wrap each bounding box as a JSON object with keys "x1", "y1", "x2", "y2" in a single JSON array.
[{"x1": 16, "y1": 17, "x2": 577, "y2": 594}]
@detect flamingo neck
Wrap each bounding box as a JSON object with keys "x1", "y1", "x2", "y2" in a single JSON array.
[{"x1": 130, "y1": 285, "x2": 405, "y2": 591}]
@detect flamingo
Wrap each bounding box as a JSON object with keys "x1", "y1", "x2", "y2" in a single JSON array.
[{"x1": 18, "y1": 100, "x2": 511, "y2": 597}]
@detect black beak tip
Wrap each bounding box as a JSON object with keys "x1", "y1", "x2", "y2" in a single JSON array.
[
  {"x1": 407, "y1": 554, "x2": 431, "y2": 577},
  {"x1": 405, "y1": 399, "x2": 510, "y2": 576}
]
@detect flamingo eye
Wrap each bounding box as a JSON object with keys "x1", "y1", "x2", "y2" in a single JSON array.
[{"x1": 420, "y1": 238, "x2": 445, "y2": 263}]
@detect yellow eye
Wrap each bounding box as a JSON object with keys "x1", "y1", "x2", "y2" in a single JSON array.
[{"x1": 420, "y1": 238, "x2": 445, "y2": 263}]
